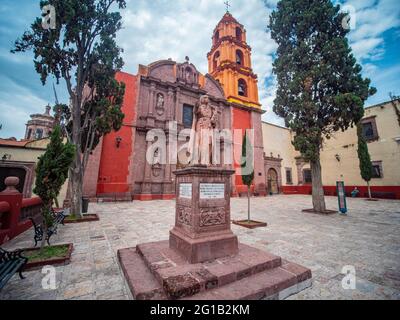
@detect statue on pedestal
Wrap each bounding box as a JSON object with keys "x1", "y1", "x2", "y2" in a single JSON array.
[{"x1": 188, "y1": 95, "x2": 218, "y2": 166}]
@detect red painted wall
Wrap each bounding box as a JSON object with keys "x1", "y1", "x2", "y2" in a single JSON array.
[
  {"x1": 282, "y1": 185, "x2": 400, "y2": 200},
  {"x1": 232, "y1": 107, "x2": 252, "y2": 193},
  {"x1": 96, "y1": 72, "x2": 137, "y2": 195}
]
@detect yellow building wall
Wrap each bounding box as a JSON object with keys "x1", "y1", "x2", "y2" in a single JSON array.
[
  {"x1": 0, "y1": 143, "x2": 69, "y2": 205},
  {"x1": 262, "y1": 122, "x2": 299, "y2": 185},
  {"x1": 262, "y1": 101, "x2": 400, "y2": 187}
]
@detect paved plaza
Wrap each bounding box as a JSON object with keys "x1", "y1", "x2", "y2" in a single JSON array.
[{"x1": 0, "y1": 195, "x2": 399, "y2": 300}]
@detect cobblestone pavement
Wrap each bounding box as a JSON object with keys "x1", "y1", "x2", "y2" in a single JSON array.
[{"x1": 1, "y1": 195, "x2": 399, "y2": 300}]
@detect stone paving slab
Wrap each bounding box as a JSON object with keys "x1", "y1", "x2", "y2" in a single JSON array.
[{"x1": 0, "y1": 195, "x2": 399, "y2": 300}]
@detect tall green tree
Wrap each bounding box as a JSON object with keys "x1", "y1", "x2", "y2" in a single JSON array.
[
  {"x1": 269, "y1": 0, "x2": 376, "y2": 212},
  {"x1": 34, "y1": 126, "x2": 75, "y2": 250},
  {"x1": 356, "y1": 122, "x2": 373, "y2": 199},
  {"x1": 12, "y1": 0, "x2": 126, "y2": 217},
  {"x1": 241, "y1": 132, "x2": 255, "y2": 222}
]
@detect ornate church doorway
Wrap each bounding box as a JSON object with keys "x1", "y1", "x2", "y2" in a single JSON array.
[{"x1": 267, "y1": 168, "x2": 279, "y2": 194}]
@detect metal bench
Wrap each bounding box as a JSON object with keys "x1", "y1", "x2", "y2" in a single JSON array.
[
  {"x1": 0, "y1": 248, "x2": 27, "y2": 290},
  {"x1": 30, "y1": 210, "x2": 66, "y2": 247}
]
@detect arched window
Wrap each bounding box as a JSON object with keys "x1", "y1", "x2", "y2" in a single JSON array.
[
  {"x1": 236, "y1": 27, "x2": 243, "y2": 41},
  {"x1": 27, "y1": 128, "x2": 32, "y2": 140},
  {"x1": 236, "y1": 50, "x2": 244, "y2": 66},
  {"x1": 238, "y1": 79, "x2": 247, "y2": 97},
  {"x1": 35, "y1": 128, "x2": 43, "y2": 140},
  {"x1": 213, "y1": 51, "x2": 220, "y2": 70}
]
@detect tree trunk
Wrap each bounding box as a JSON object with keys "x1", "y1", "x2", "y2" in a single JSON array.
[
  {"x1": 310, "y1": 158, "x2": 326, "y2": 212},
  {"x1": 40, "y1": 223, "x2": 47, "y2": 253},
  {"x1": 70, "y1": 97, "x2": 83, "y2": 218},
  {"x1": 70, "y1": 166, "x2": 83, "y2": 218},
  {"x1": 367, "y1": 181, "x2": 372, "y2": 199},
  {"x1": 247, "y1": 185, "x2": 251, "y2": 222}
]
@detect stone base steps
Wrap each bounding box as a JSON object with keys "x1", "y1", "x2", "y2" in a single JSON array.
[{"x1": 118, "y1": 241, "x2": 312, "y2": 300}]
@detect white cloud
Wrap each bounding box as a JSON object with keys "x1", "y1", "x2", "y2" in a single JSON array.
[
  {"x1": 341, "y1": 0, "x2": 400, "y2": 63},
  {"x1": 2, "y1": 0, "x2": 399, "y2": 138},
  {"x1": 0, "y1": 75, "x2": 48, "y2": 139},
  {"x1": 118, "y1": 0, "x2": 278, "y2": 124}
]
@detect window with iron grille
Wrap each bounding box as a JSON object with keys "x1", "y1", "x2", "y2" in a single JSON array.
[
  {"x1": 286, "y1": 168, "x2": 293, "y2": 184},
  {"x1": 303, "y1": 169, "x2": 312, "y2": 184}
]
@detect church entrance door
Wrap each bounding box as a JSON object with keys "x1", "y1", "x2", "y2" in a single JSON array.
[{"x1": 267, "y1": 168, "x2": 279, "y2": 194}]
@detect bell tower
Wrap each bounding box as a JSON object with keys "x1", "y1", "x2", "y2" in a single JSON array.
[
  {"x1": 207, "y1": 9, "x2": 267, "y2": 197},
  {"x1": 207, "y1": 12, "x2": 261, "y2": 109}
]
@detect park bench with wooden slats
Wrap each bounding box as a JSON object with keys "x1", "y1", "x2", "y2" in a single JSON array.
[
  {"x1": 30, "y1": 209, "x2": 66, "y2": 247},
  {"x1": 0, "y1": 247, "x2": 27, "y2": 290}
]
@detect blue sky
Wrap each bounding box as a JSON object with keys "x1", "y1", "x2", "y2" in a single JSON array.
[{"x1": 0, "y1": 0, "x2": 399, "y2": 139}]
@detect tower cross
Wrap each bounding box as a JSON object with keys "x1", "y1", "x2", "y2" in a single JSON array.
[{"x1": 224, "y1": 1, "x2": 231, "y2": 12}]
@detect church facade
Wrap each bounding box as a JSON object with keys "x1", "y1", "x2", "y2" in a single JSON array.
[{"x1": 82, "y1": 12, "x2": 267, "y2": 201}]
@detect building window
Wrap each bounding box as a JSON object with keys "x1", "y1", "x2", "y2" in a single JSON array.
[
  {"x1": 303, "y1": 169, "x2": 312, "y2": 184},
  {"x1": 236, "y1": 27, "x2": 242, "y2": 41},
  {"x1": 238, "y1": 79, "x2": 247, "y2": 97},
  {"x1": 213, "y1": 51, "x2": 220, "y2": 70},
  {"x1": 361, "y1": 117, "x2": 379, "y2": 142},
  {"x1": 236, "y1": 50, "x2": 244, "y2": 66},
  {"x1": 27, "y1": 128, "x2": 32, "y2": 139},
  {"x1": 182, "y1": 104, "x2": 194, "y2": 128},
  {"x1": 35, "y1": 128, "x2": 43, "y2": 140},
  {"x1": 285, "y1": 168, "x2": 293, "y2": 184},
  {"x1": 371, "y1": 161, "x2": 383, "y2": 179}
]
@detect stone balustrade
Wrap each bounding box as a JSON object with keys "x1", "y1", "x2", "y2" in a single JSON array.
[{"x1": 0, "y1": 176, "x2": 43, "y2": 244}]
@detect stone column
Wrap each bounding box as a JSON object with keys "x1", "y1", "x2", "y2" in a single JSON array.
[
  {"x1": 142, "y1": 139, "x2": 153, "y2": 194},
  {"x1": 167, "y1": 87, "x2": 174, "y2": 121},
  {"x1": 147, "y1": 83, "x2": 156, "y2": 128},
  {"x1": 163, "y1": 137, "x2": 173, "y2": 196},
  {"x1": 175, "y1": 87, "x2": 181, "y2": 125}
]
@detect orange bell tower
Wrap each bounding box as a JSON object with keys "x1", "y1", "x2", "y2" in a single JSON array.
[
  {"x1": 207, "y1": 12, "x2": 261, "y2": 109},
  {"x1": 207, "y1": 9, "x2": 267, "y2": 197}
]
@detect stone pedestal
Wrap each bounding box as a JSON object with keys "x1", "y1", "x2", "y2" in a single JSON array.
[
  {"x1": 170, "y1": 166, "x2": 238, "y2": 263},
  {"x1": 118, "y1": 166, "x2": 312, "y2": 300}
]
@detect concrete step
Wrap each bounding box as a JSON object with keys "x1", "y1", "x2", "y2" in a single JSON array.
[
  {"x1": 182, "y1": 264, "x2": 312, "y2": 300},
  {"x1": 118, "y1": 242, "x2": 312, "y2": 300},
  {"x1": 117, "y1": 248, "x2": 167, "y2": 300}
]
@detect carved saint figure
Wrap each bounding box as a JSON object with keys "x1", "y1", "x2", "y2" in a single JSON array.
[
  {"x1": 188, "y1": 95, "x2": 218, "y2": 166},
  {"x1": 155, "y1": 93, "x2": 164, "y2": 115}
]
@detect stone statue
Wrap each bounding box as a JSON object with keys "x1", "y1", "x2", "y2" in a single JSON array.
[
  {"x1": 188, "y1": 95, "x2": 218, "y2": 166},
  {"x1": 155, "y1": 93, "x2": 164, "y2": 115}
]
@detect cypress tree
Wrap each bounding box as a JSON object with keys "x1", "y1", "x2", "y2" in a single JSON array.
[
  {"x1": 34, "y1": 125, "x2": 75, "y2": 250},
  {"x1": 357, "y1": 123, "x2": 373, "y2": 199},
  {"x1": 269, "y1": 0, "x2": 376, "y2": 212},
  {"x1": 241, "y1": 132, "x2": 255, "y2": 222}
]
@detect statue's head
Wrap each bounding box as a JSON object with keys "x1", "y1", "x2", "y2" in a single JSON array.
[{"x1": 199, "y1": 95, "x2": 209, "y2": 105}]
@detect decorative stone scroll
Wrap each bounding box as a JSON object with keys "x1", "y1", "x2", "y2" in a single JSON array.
[
  {"x1": 199, "y1": 207, "x2": 226, "y2": 227},
  {"x1": 177, "y1": 206, "x2": 192, "y2": 226}
]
